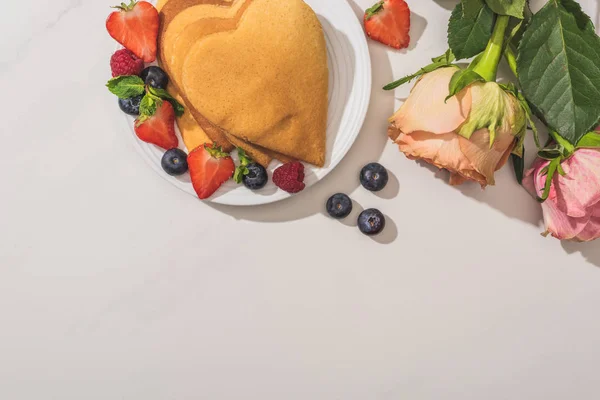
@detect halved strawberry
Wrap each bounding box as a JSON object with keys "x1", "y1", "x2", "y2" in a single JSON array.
[
  {"x1": 188, "y1": 144, "x2": 235, "y2": 200},
  {"x1": 106, "y1": 1, "x2": 159, "y2": 63},
  {"x1": 364, "y1": 0, "x2": 411, "y2": 50},
  {"x1": 134, "y1": 101, "x2": 178, "y2": 150}
]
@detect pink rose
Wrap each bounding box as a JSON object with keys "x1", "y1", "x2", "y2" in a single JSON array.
[
  {"x1": 388, "y1": 67, "x2": 526, "y2": 187},
  {"x1": 523, "y1": 148, "x2": 600, "y2": 242}
]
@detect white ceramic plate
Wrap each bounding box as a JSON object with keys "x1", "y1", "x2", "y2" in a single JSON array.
[{"x1": 126, "y1": 0, "x2": 372, "y2": 206}]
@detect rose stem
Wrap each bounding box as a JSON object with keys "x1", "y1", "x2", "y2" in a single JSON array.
[{"x1": 472, "y1": 15, "x2": 510, "y2": 82}]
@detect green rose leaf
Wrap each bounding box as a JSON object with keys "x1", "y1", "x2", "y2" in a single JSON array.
[
  {"x1": 384, "y1": 50, "x2": 455, "y2": 90},
  {"x1": 447, "y1": 69, "x2": 485, "y2": 101},
  {"x1": 448, "y1": 3, "x2": 495, "y2": 60},
  {"x1": 577, "y1": 131, "x2": 600, "y2": 148},
  {"x1": 517, "y1": 0, "x2": 600, "y2": 146},
  {"x1": 511, "y1": 151, "x2": 525, "y2": 185},
  {"x1": 485, "y1": 0, "x2": 526, "y2": 18},
  {"x1": 461, "y1": 0, "x2": 485, "y2": 18}
]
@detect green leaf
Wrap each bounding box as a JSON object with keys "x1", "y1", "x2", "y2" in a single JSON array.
[
  {"x1": 517, "y1": 0, "x2": 600, "y2": 146},
  {"x1": 539, "y1": 157, "x2": 561, "y2": 202},
  {"x1": 447, "y1": 69, "x2": 485, "y2": 100},
  {"x1": 233, "y1": 147, "x2": 253, "y2": 184},
  {"x1": 511, "y1": 151, "x2": 525, "y2": 184},
  {"x1": 448, "y1": 3, "x2": 495, "y2": 60},
  {"x1": 384, "y1": 50, "x2": 455, "y2": 90},
  {"x1": 485, "y1": 0, "x2": 526, "y2": 18},
  {"x1": 365, "y1": 1, "x2": 384, "y2": 20},
  {"x1": 137, "y1": 94, "x2": 161, "y2": 125},
  {"x1": 106, "y1": 75, "x2": 145, "y2": 99},
  {"x1": 147, "y1": 87, "x2": 185, "y2": 117},
  {"x1": 577, "y1": 131, "x2": 600, "y2": 148},
  {"x1": 461, "y1": 0, "x2": 485, "y2": 18}
]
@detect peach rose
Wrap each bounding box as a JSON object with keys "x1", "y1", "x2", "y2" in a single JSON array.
[{"x1": 388, "y1": 67, "x2": 526, "y2": 187}]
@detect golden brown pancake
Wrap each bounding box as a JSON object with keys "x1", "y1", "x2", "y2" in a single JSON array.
[
  {"x1": 159, "y1": 0, "x2": 293, "y2": 165},
  {"x1": 181, "y1": 0, "x2": 328, "y2": 166},
  {"x1": 158, "y1": 0, "x2": 236, "y2": 151}
]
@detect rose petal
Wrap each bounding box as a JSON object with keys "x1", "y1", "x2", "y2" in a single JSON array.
[
  {"x1": 458, "y1": 128, "x2": 515, "y2": 186},
  {"x1": 541, "y1": 197, "x2": 588, "y2": 241},
  {"x1": 523, "y1": 158, "x2": 550, "y2": 198},
  {"x1": 554, "y1": 149, "x2": 600, "y2": 217},
  {"x1": 389, "y1": 67, "x2": 472, "y2": 135},
  {"x1": 576, "y1": 207, "x2": 600, "y2": 242},
  {"x1": 395, "y1": 131, "x2": 487, "y2": 186}
]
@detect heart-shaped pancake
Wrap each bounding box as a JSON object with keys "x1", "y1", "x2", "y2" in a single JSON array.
[
  {"x1": 181, "y1": 0, "x2": 328, "y2": 167},
  {"x1": 159, "y1": 0, "x2": 293, "y2": 165}
]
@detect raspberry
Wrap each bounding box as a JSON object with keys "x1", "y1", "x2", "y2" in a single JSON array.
[
  {"x1": 110, "y1": 49, "x2": 144, "y2": 77},
  {"x1": 273, "y1": 162, "x2": 306, "y2": 193}
]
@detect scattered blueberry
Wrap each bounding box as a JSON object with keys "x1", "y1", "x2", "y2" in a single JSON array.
[
  {"x1": 118, "y1": 94, "x2": 144, "y2": 116},
  {"x1": 326, "y1": 193, "x2": 353, "y2": 219},
  {"x1": 161, "y1": 148, "x2": 188, "y2": 176},
  {"x1": 243, "y1": 163, "x2": 268, "y2": 190},
  {"x1": 358, "y1": 209, "x2": 386, "y2": 236},
  {"x1": 141, "y1": 66, "x2": 169, "y2": 89},
  {"x1": 360, "y1": 163, "x2": 389, "y2": 192}
]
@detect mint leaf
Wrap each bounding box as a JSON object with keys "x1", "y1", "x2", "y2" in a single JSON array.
[
  {"x1": 448, "y1": 3, "x2": 495, "y2": 60},
  {"x1": 106, "y1": 76, "x2": 145, "y2": 99},
  {"x1": 447, "y1": 69, "x2": 485, "y2": 100},
  {"x1": 517, "y1": 0, "x2": 600, "y2": 146},
  {"x1": 462, "y1": 0, "x2": 485, "y2": 18},
  {"x1": 384, "y1": 50, "x2": 455, "y2": 90},
  {"x1": 147, "y1": 87, "x2": 185, "y2": 117},
  {"x1": 485, "y1": 0, "x2": 526, "y2": 18},
  {"x1": 233, "y1": 147, "x2": 253, "y2": 184},
  {"x1": 137, "y1": 94, "x2": 161, "y2": 125}
]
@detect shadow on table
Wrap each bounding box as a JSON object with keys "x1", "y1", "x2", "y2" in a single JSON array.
[{"x1": 562, "y1": 242, "x2": 600, "y2": 269}]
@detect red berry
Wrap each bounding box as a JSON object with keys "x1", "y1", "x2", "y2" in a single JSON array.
[
  {"x1": 106, "y1": 1, "x2": 159, "y2": 63},
  {"x1": 110, "y1": 49, "x2": 144, "y2": 77},
  {"x1": 273, "y1": 162, "x2": 306, "y2": 193},
  {"x1": 134, "y1": 101, "x2": 178, "y2": 150},
  {"x1": 188, "y1": 144, "x2": 235, "y2": 200},
  {"x1": 364, "y1": 0, "x2": 411, "y2": 50}
]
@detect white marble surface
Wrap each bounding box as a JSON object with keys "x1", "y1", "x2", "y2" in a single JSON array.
[{"x1": 1, "y1": 0, "x2": 600, "y2": 398}]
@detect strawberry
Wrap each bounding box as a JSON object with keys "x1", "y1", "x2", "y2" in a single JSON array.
[
  {"x1": 134, "y1": 101, "x2": 178, "y2": 150},
  {"x1": 364, "y1": 0, "x2": 411, "y2": 50},
  {"x1": 106, "y1": 1, "x2": 159, "y2": 63},
  {"x1": 188, "y1": 144, "x2": 235, "y2": 200}
]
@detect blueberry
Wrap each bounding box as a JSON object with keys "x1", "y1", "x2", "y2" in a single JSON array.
[
  {"x1": 243, "y1": 163, "x2": 268, "y2": 190},
  {"x1": 118, "y1": 94, "x2": 144, "y2": 116},
  {"x1": 358, "y1": 209, "x2": 386, "y2": 236},
  {"x1": 161, "y1": 148, "x2": 188, "y2": 176},
  {"x1": 141, "y1": 66, "x2": 169, "y2": 89},
  {"x1": 360, "y1": 163, "x2": 389, "y2": 192},
  {"x1": 326, "y1": 193, "x2": 353, "y2": 219}
]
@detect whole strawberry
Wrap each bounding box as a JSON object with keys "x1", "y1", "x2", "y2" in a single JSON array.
[
  {"x1": 106, "y1": 1, "x2": 159, "y2": 63},
  {"x1": 364, "y1": 0, "x2": 411, "y2": 50},
  {"x1": 273, "y1": 162, "x2": 305, "y2": 193},
  {"x1": 110, "y1": 49, "x2": 144, "y2": 77}
]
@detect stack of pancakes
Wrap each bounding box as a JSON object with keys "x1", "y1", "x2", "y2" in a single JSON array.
[{"x1": 156, "y1": 0, "x2": 329, "y2": 167}]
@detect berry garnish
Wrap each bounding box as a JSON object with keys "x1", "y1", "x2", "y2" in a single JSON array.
[
  {"x1": 358, "y1": 209, "x2": 386, "y2": 235},
  {"x1": 273, "y1": 162, "x2": 305, "y2": 193},
  {"x1": 188, "y1": 144, "x2": 235, "y2": 199},
  {"x1": 326, "y1": 193, "x2": 353, "y2": 219},
  {"x1": 106, "y1": 1, "x2": 159, "y2": 63},
  {"x1": 141, "y1": 66, "x2": 169, "y2": 89},
  {"x1": 243, "y1": 164, "x2": 268, "y2": 190},
  {"x1": 232, "y1": 148, "x2": 268, "y2": 191},
  {"x1": 134, "y1": 101, "x2": 178, "y2": 150},
  {"x1": 364, "y1": 0, "x2": 411, "y2": 50},
  {"x1": 118, "y1": 93, "x2": 144, "y2": 116},
  {"x1": 110, "y1": 49, "x2": 144, "y2": 77},
  {"x1": 360, "y1": 163, "x2": 389, "y2": 192},
  {"x1": 161, "y1": 148, "x2": 189, "y2": 176}
]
